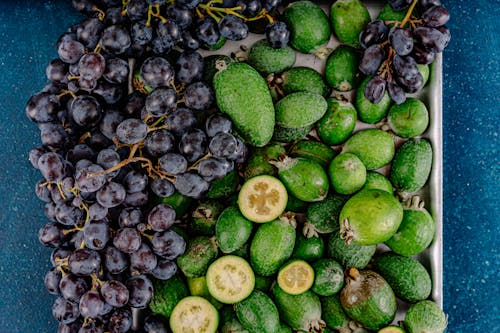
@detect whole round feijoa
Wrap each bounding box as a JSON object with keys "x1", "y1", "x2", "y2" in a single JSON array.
[
  {"x1": 311, "y1": 259, "x2": 344, "y2": 296},
  {"x1": 326, "y1": 230, "x2": 376, "y2": 269},
  {"x1": 325, "y1": 45, "x2": 360, "y2": 91},
  {"x1": 330, "y1": 0, "x2": 371, "y2": 48},
  {"x1": 238, "y1": 175, "x2": 288, "y2": 223},
  {"x1": 235, "y1": 290, "x2": 281, "y2": 333},
  {"x1": 292, "y1": 233, "x2": 325, "y2": 262},
  {"x1": 387, "y1": 98, "x2": 429, "y2": 138},
  {"x1": 317, "y1": 98, "x2": 357, "y2": 146},
  {"x1": 328, "y1": 153, "x2": 367, "y2": 195},
  {"x1": 247, "y1": 39, "x2": 296, "y2": 75},
  {"x1": 340, "y1": 189, "x2": 404, "y2": 245},
  {"x1": 404, "y1": 300, "x2": 447, "y2": 333},
  {"x1": 283, "y1": 1, "x2": 331, "y2": 54},
  {"x1": 289, "y1": 139, "x2": 336, "y2": 169},
  {"x1": 356, "y1": 77, "x2": 392, "y2": 124},
  {"x1": 304, "y1": 193, "x2": 349, "y2": 236},
  {"x1": 385, "y1": 196, "x2": 435, "y2": 256},
  {"x1": 362, "y1": 171, "x2": 393, "y2": 193},
  {"x1": 280, "y1": 66, "x2": 330, "y2": 97},
  {"x1": 275, "y1": 91, "x2": 328, "y2": 129},
  {"x1": 216, "y1": 207, "x2": 253, "y2": 254},
  {"x1": 343, "y1": 129, "x2": 395, "y2": 170}
]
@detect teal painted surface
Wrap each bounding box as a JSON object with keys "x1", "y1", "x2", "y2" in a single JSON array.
[{"x1": 0, "y1": 1, "x2": 498, "y2": 332}]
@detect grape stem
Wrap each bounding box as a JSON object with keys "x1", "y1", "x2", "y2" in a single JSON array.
[{"x1": 400, "y1": 0, "x2": 418, "y2": 28}]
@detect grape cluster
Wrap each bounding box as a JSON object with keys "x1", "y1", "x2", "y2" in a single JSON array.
[
  {"x1": 71, "y1": 0, "x2": 291, "y2": 50},
  {"x1": 359, "y1": 0, "x2": 451, "y2": 104},
  {"x1": 27, "y1": 2, "x2": 250, "y2": 332}
]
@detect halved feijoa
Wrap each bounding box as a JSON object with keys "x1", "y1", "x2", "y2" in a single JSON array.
[
  {"x1": 238, "y1": 175, "x2": 288, "y2": 223},
  {"x1": 169, "y1": 296, "x2": 219, "y2": 333},
  {"x1": 277, "y1": 259, "x2": 315, "y2": 295}
]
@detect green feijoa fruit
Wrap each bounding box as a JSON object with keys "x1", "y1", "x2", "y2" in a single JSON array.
[
  {"x1": 250, "y1": 218, "x2": 296, "y2": 276},
  {"x1": 418, "y1": 64, "x2": 430, "y2": 87},
  {"x1": 390, "y1": 138, "x2": 433, "y2": 194},
  {"x1": 221, "y1": 318, "x2": 249, "y2": 333},
  {"x1": 277, "y1": 259, "x2": 315, "y2": 295},
  {"x1": 385, "y1": 196, "x2": 435, "y2": 256},
  {"x1": 362, "y1": 171, "x2": 394, "y2": 193},
  {"x1": 330, "y1": 0, "x2": 371, "y2": 48},
  {"x1": 271, "y1": 283, "x2": 325, "y2": 332},
  {"x1": 275, "y1": 91, "x2": 328, "y2": 129},
  {"x1": 325, "y1": 45, "x2": 361, "y2": 91},
  {"x1": 320, "y1": 294, "x2": 350, "y2": 331},
  {"x1": 247, "y1": 39, "x2": 296, "y2": 75},
  {"x1": 206, "y1": 168, "x2": 239, "y2": 199},
  {"x1": 317, "y1": 98, "x2": 358, "y2": 146},
  {"x1": 216, "y1": 207, "x2": 253, "y2": 254},
  {"x1": 214, "y1": 62, "x2": 274, "y2": 147},
  {"x1": 273, "y1": 124, "x2": 313, "y2": 143},
  {"x1": 285, "y1": 194, "x2": 309, "y2": 213},
  {"x1": 243, "y1": 144, "x2": 286, "y2": 180},
  {"x1": 404, "y1": 300, "x2": 447, "y2": 333},
  {"x1": 189, "y1": 200, "x2": 225, "y2": 235},
  {"x1": 377, "y1": 3, "x2": 406, "y2": 23},
  {"x1": 280, "y1": 66, "x2": 330, "y2": 96},
  {"x1": 272, "y1": 156, "x2": 329, "y2": 202},
  {"x1": 203, "y1": 54, "x2": 233, "y2": 84},
  {"x1": 311, "y1": 259, "x2": 344, "y2": 296},
  {"x1": 373, "y1": 252, "x2": 432, "y2": 303},
  {"x1": 356, "y1": 77, "x2": 392, "y2": 124},
  {"x1": 254, "y1": 274, "x2": 274, "y2": 292},
  {"x1": 283, "y1": 1, "x2": 331, "y2": 54},
  {"x1": 292, "y1": 233, "x2": 325, "y2": 262},
  {"x1": 278, "y1": 323, "x2": 293, "y2": 333},
  {"x1": 289, "y1": 139, "x2": 336, "y2": 169},
  {"x1": 170, "y1": 296, "x2": 219, "y2": 333},
  {"x1": 304, "y1": 193, "x2": 349, "y2": 236},
  {"x1": 327, "y1": 230, "x2": 376, "y2": 269},
  {"x1": 177, "y1": 236, "x2": 219, "y2": 278},
  {"x1": 340, "y1": 268, "x2": 397, "y2": 331},
  {"x1": 328, "y1": 153, "x2": 367, "y2": 195},
  {"x1": 387, "y1": 98, "x2": 429, "y2": 138},
  {"x1": 379, "y1": 326, "x2": 407, "y2": 333},
  {"x1": 235, "y1": 290, "x2": 281, "y2": 333},
  {"x1": 343, "y1": 128, "x2": 395, "y2": 170},
  {"x1": 340, "y1": 189, "x2": 404, "y2": 246},
  {"x1": 150, "y1": 275, "x2": 189, "y2": 318},
  {"x1": 156, "y1": 192, "x2": 193, "y2": 217}
]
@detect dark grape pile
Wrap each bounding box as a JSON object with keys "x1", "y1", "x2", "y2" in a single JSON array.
[
  {"x1": 22, "y1": 1, "x2": 298, "y2": 332},
  {"x1": 359, "y1": 0, "x2": 450, "y2": 104}
]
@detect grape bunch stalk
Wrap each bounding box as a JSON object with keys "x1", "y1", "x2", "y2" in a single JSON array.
[{"x1": 359, "y1": 0, "x2": 451, "y2": 104}]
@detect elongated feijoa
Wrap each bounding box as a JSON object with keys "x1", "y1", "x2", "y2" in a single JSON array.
[
  {"x1": 289, "y1": 139, "x2": 336, "y2": 169},
  {"x1": 216, "y1": 207, "x2": 253, "y2": 254},
  {"x1": 235, "y1": 290, "x2": 281, "y2": 333},
  {"x1": 247, "y1": 39, "x2": 296, "y2": 75},
  {"x1": 280, "y1": 66, "x2": 330, "y2": 96},
  {"x1": 325, "y1": 45, "x2": 360, "y2": 91},
  {"x1": 275, "y1": 91, "x2": 328, "y2": 129},
  {"x1": 330, "y1": 0, "x2": 371, "y2": 48},
  {"x1": 213, "y1": 62, "x2": 274, "y2": 146},
  {"x1": 343, "y1": 128, "x2": 395, "y2": 170}
]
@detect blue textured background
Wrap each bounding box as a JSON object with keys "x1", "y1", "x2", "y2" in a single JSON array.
[{"x1": 0, "y1": 1, "x2": 498, "y2": 332}]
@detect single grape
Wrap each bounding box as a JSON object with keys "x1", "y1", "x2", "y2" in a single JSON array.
[
  {"x1": 78, "y1": 52, "x2": 105, "y2": 80},
  {"x1": 364, "y1": 76, "x2": 387, "y2": 104},
  {"x1": 88, "y1": 203, "x2": 108, "y2": 221},
  {"x1": 103, "y1": 246, "x2": 129, "y2": 274},
  {"x1": 103, "y1": 57, "x2": 129, "y2": 84},
  {"x1": 413, "y1": 26, "x2": 448, "y2": 53},
  {"x1": 183, "y1": 81, "x2": 214, "y2": 111},
  {"x1": 145, "y1": 86, "x2": 177, "y2": 116},
  {"x1": 422, "y1": 5, "x2": 450, "y2": 27},
  {"x1": 420, "y1": 0, "x2": 441, "y2": 10},
  {"x1": 196, "y1": 17, "x2": 221, "y2": 46},
  {"x1": 392, "y1": 54, "x2": 419, "y2": 81},
  {"x1": 144, "y1": 129, "x2": 175, "y2": 157},
  {"x1": 93, "y1": 80, "x2": 124, "y2": 105},
  {"x1": 83, "y1": 220, "x2": 110, "y2": 250},
  {"x1": 96, "y1": 148, "x2": 121, "y2": 172},
  {"x1": 396, "y1": 72, "x2": 424, "y2": 93},
  {"x1": 52, "y1": 297, "x2": 80, "y2": 324},
  {"x1": 29, "y1": 146, "x2": 47, "y2": 169},
  {"x1": 123, "y1": 189, "x2": 149, "y2": 207},
  {"x1": 51, "y1": 247, "x2": 72, "y2": 267},
  {"x1": 68, "y1": 248, "x2": 101, "y2": 276},
  {"x1": 359, "y1": 44, "x2": 385, "y2": 76},
  {"x1": 55, "y1": 202, "x2": 84, "y2": 226},
  {"x1": 147, "y1": 203, "x2": 176, "y2": 232},
  {"x1": 123, "y1": 171, "x2": 148, "y2": 193},
  {"x1": 108, "y1": 309, "x2": 133, "y2": 333},
  {"x1": 263, "y1": 0, "x2": 282, "y2": 12},
  {"x1": 360, "y1": 20, "x2": 389, "y2": 49},
  {"x1": 205, "y1": 113, "x2": 232, "y2": 137},
  {"x1": 388, "y1": 0, "x2": 413, "y2": 11},
  {"x1": 166, "y1": 4, "x2": 193, "y2": 29},
  {"x1": 178, "y1": 129, "x2": 207, "y2": 163},
  {"x1": 126, "y1": 275, "x2": 154, "y2": 308},
  {"x1": 140, "y1": 57, "x2": 175, "y2": 89},
  {"x1": 198, "y1": 157, "x2": 230, "y2": 181},
  {"x1": 144, "y1": 314, "x2": 169, "y2": 333},
  {"x1": 174, "y1": 172, "x2": 209, "y2": 199},
  {"x1": 79, "y1": 290, "x2": 104, "y2": 318},
  {"x1": 35, "y1": 180, "x2": 52, "y2": 203},
  {"x1": 219, "y1": 15, "x2": 248, "y2": 41},
  {"x1": 45, "y1": 267, "x2": 62, "y2": 295},
  {"x1": 66, "y1": 144, "x2": 96, "y2": 165},
  {"x1": 389, "y1": 27, "x2": 414, "y2": 56},
  {"x1": 100, "y1": 280, "x2": 130, "y2": 307},
  {"x1": 126, "y1": 0, "x2": 149, "y2": 21},
  {"x1": 100, "y1": 25, "x2": 131, "y2": 54},
  {"x1": 57, "y1": 39, "x2": 85, "y2": 64},
  {"x1": 209, "y1": 132, "x2": 238, "y2": 158},
  {"x1": 387, "y1": 81, "x2": 407, "y2": 105},
  {"x1": 97, "y1": 182, "x2": 127, "y2": 208},
  {"x1": 118, "y1": 207, "x2": 143, "y2": 228},
  {"x1": 59, "y1": 273, "x2": 89, "y2": 303},
  {"x1": 113, "y1": 227, "x2": 142, "y2": 253},
  {"x1": 26, "y1": 92, "x2": 59, "y2": 123},
  {"x1": 39, "y1": 123, "x2": 68, "y2": 148},
  {"x1": 71, "y1": 95, "x2": 102, "y2": 128},
  {"x1": 130, "y1": 242, "x2": 158, "y2": 274},
  {"x1": 152, "y1": 21, "x2": 182, "y2": 54},
  {"x1": 180, "y1": 30, "x2": 201, "y2": 51},
  {"x1": 165, "y1": 107, "x2": 197, "y2": 137},
  {"x1": 123, "y1": 91, "x2": 146, "y2": 117},
  {"x1": 116, "y1": 118, "x2": 148, "y2": 144},
  {"x1": 46, "y1": 58, "x2": 68, "y2": 83},
  {"x1": 412, "y1": 44, "x2": 436, "y2": 64},
  {"x1": 75, "y1": 163, "x2": 106, "y2": 192},
  {"x1": 151, "y1": 259, "x2": 178, "y2": 280},
  {"x1": 159, "y1": 153, "x2": 188, "y2": 175},
  {"x1": 99, "y1": 110, "x2": 124, "y2": 140},
  {"x1": 77, "y1": 18, "x2": 104, "y2": 49},
  {"x1": 176, "y1": 51, "x2": 204, "y2": 84},
  {"x1": 150, "y1": 178, "x2": 175, "y2": 198},
  {"x1": 131, "y1": 21, "x2": 154, "y2": 46}
]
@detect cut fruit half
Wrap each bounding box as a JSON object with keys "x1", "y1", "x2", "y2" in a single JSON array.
[
  {"x1": 169, "y1": 296, "x2": 218, "y2": 333},
  {"x1": 206, "y1": 255, "x2": 255, "y2": 304},
  {"x1": 378, "y1": 326, "x2": 407, "y2": 333},
  {"x1": 277, "y1": 259, "x2": 315, "y2": 295},
  {"x1": 238, "y1": 175, "x2": 288, "y2": 223}
]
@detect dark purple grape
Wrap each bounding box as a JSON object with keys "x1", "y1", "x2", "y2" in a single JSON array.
[
  {"x1": 152, "y1": 21, "x2": 182, "y2": 54},
  {"x1": 100, "y1": 280, "x2": 129, "y2": 307},
  {"x1": 144, "y1": 314, "x2": 169, "y2": 333},
  {"x1": 123, "y1": 189, "x2": 149, "y2": 207},
  {"x1": 244, "y1": 0, "x2": 262, "y2": 16},
  {"x1": 422, "y1": 5, "x2": 450, "y2": 27},
  {"x1": 364, "y1": 76, "x2": 387, "y2": 104},
  {"x1": 174, "y1": 172, "x2": 209, "y2": 199},
  {"x1": 29, "y1": 146, "x2": 47, "y2": 169},
  {"x1": 123, "y1": 91, "x2": 146, "y2": 116},
  {"x1": 167, "y1": 4, "x2": 193, "y2": 29},
  {"x1": 359, "y1": 20, "x2": 389, "y2": 49},
  {"x1": 116, "y1": 118, "x2": 148, "y2": 144},
  {"x1": 123, "y1": 171, "x2": 148, "y2": 193},
  {"x1": 79, "y1": 290, "x2": 104, "y2": 318},
  {"x1": 57, "y1": 320, "x2": 82, "y2": 333},
  {"x1": 113, "y1": 228, "x2": 142, "y2": 253},
  {"x1": 131, "y1": 21, "x2": 153, "y2": 46},
  {"x1": 35, "y1": 180, "x2": 52, "y2": 202},
  {"x1": 78, "y1": 52, "x2": 105, "y2": 80},
  {"x1": 100, "y1": 25, "x2": 131, "y2": 54},
  {"x1": 389, "y1": 27, "x2": 413, "y2": 56},
  {"x1": 229, "y1": 138, "x2": 248, "y2": 163},
  {"x1": 413, "y1": 26, "x2": 448, "y2": 53},
  {"x1": 180, "y1": 30, "x2": 201, "y2": 51},
  {"x1": 93, "y1": 80, "x2": 124, "y2": 105},
  {"x1": 151, "y1": 259, "x2": 177, "y2": 280},
  {"x1": 412, "y1": 44, "x2": 436, "y2": 64},
  {"x1": 118, "y1": 207, "x2": 143, "y2": 227},
  {"x1": 359, "y1": 44, "x2": 385, "y2": 76},
  {"x1": 145, "y1": 87, "x2": 177, "y2": 116},
  {"x1": 219, "y1": 15, "x2": 248, "y2": 41},
  {"x1": 68, "y1": 248, "x2": 101, "y2": 276},
  {"x1": 83, "y1": 220, "x2": 110, "y2": 250},
  {"x1": 38, "y1": 152, "x2": 67, "y2": 182},
  {"x1": 159, "y1": 153, "x2": 188, "y2": 175},
  {"x1": 147, "y1": 204, "x2": 176, "y2": 232},
  {"x1": 51, "y1": 247, "x2": 72, "y2": 267},
  {"x1": 52, "y1": 297, "x2": 80, "y2": 324},
  {"x1": 75, "y1": 163, "x2": 106, "y2": 192},
  {"x1": 39, "y1": 123, "x2": 68, "y2": 148},
  {"x1": 151, "y1": 230, "x2": 186, "y2": 259},
  {"x1": 420, "y1": 0, "x2": 441, "y2": 10},
  {"x1": 55, "y1": 202, "x2": 84, "y2": 226},
  {"x1": 71, "y1": 95, "x2": 102, "y2": 128},
  {"x1": 45, "y1": 202, "x2": 58, "y2": 221},
  {"x1": 97, "y1": 148, "x2": 121, "y2": 172},
  {"x1": 396, "y1": 72, "x2": 424, "y2": 93},
  {"x1": 26, "y1": 92, "x2": 59, "y2": 123},
  {"x1": 176, "y1": 0, "x2": 200, "y2": 9},
  {"x1": 387, "y1": 81, "x2": 406, "y2": 105},
  {"x1": 45, "y1": 267, "x2": 62, "y2": 295},
  {"x1": 59, "y1": 274, "x2": 89, "y2": 302},
  {"x1": 104, "y1": 6, "x2": 130, "y2": 26},
  {"x1": 126, "y1": 0, "x2": 149, "y2": 21},
  {"x1": 77, "y1": 18, "x2": 104, "y2": 49},
  {"x1": 126, "y1": 275, "x2": 153, "y2": 308},
  {"x1": 263, "y1": 0, "x2": 282, "y2": 11},
  {"x1": 209, "y1": 132, "x2": 238, "y2": 158},
  {"x1": 140, "y1": 57, "x2": 175, "y2": 89},
  {"x1": 108, "y1": 309, "x2": 133, "y2": 333},
  {"x1": 392, "y1": 54, "x2": 419, "y2": 80},
  {"x1": 57, "y1": 39, "x2": 85, "y2": 64},
  {"x1": 97, "y1": 182, "x2": 127, "y2": 208},
  {"x1": 130, "y1": 242, "x2": 158, "y2": 274},
  {"x1": 183, "y1": 81, "x2": 214, "y2": 111},
  {"x1": 196, "y1": 17, "x2": 221, "y2": 46},
  {"x1": 205, "y1": 113, "x2": 232, "y2": 137},
  {"x1": 388, "y1": 0, "x2": 412, "y2": 11},
  {"x1": 437, "y1": 25, "x2": 451, "y2": 48},
  {"x1": 103, "y1": 246, "x2": 129, "y2": 274},
  {"x1": 198, "y1": 157, "x2": 231, "y2": 181},
  {"x1": 46, "y1": 59, "x2": 68, "y2": 83},
  {"x1": 176, "y1": 51, "x2": 204, "y2": 84},
  {"x1": 103, "y1": 57, "x2": 129, "y2": 84},
  {"x1": 66, "y1": 144, "x2": 96, "y2": 165},
  {"x1": 144, "y1": 129, "x2": 175, "y2": 157},
  {"x1": 178, "y1": 129, "x2": 207, "y2": 163},
  {"x1": 88, "y1": 203, "x2": 108, "y2": 221},
  {"x1": 165, "y1": 107, "x2": 197, "y2": 137},
  {"x1": 99, "y1": 110, "x2": 124, "y2": 140}
]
